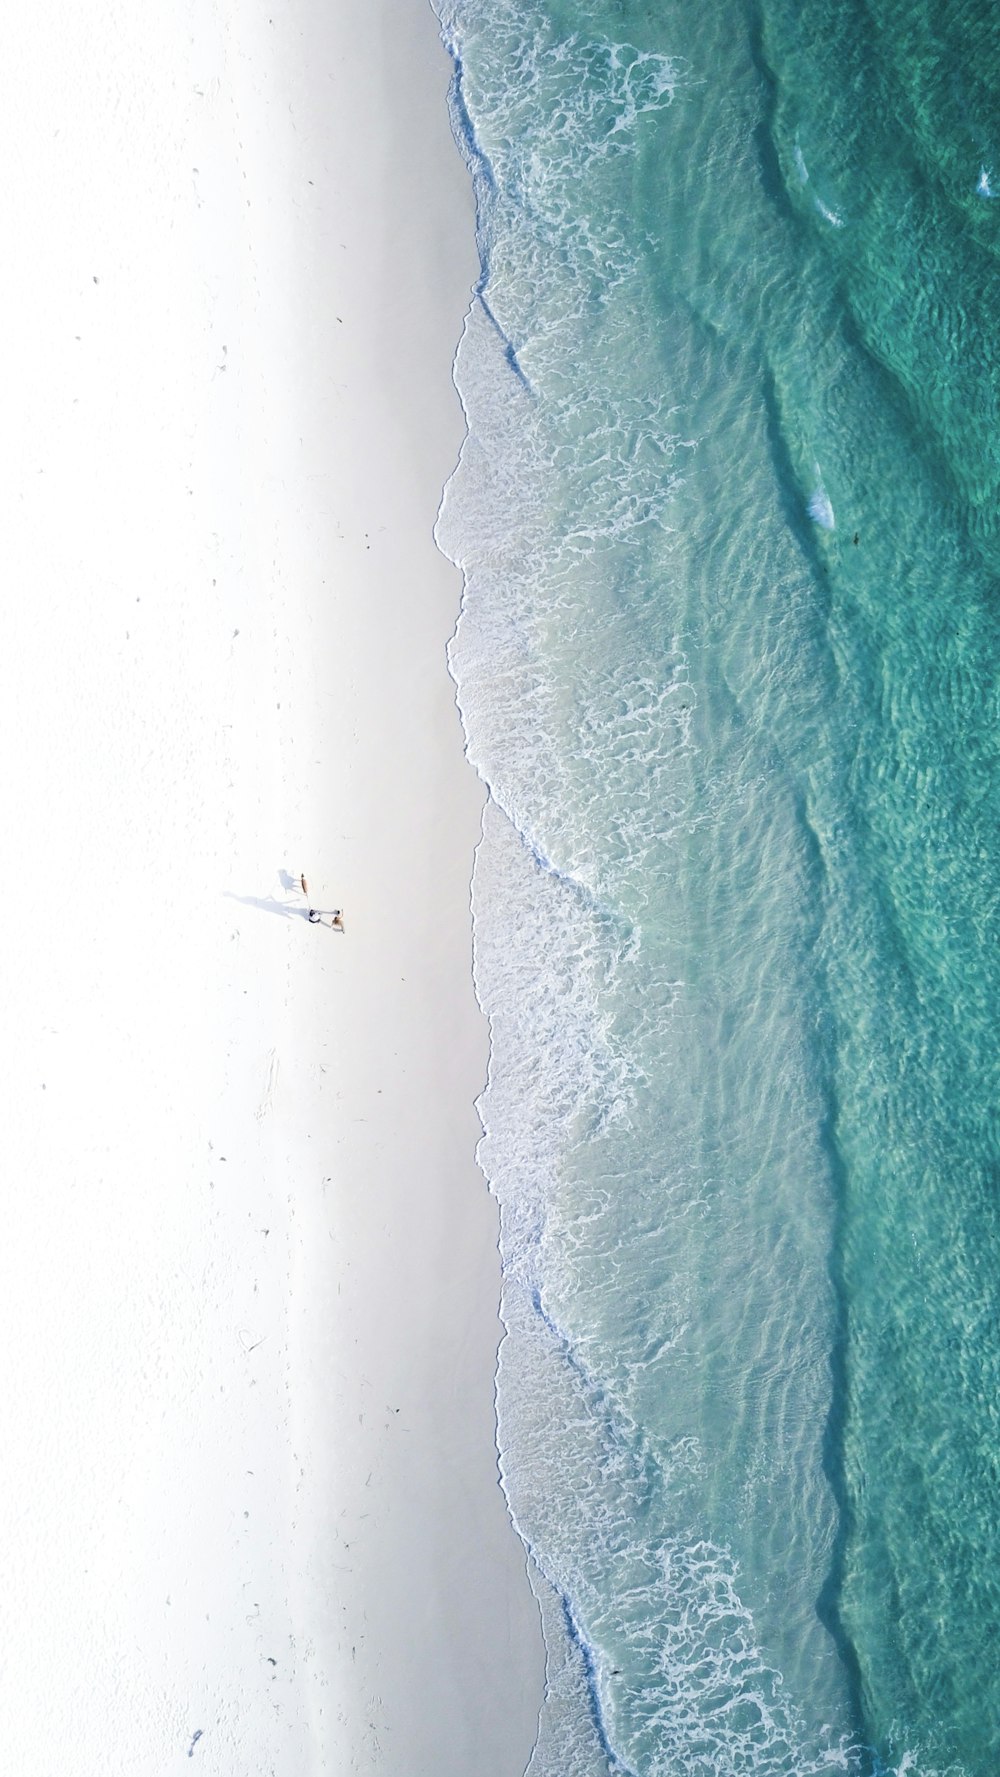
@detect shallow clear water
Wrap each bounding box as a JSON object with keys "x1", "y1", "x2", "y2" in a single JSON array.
[{"x1": 432, "y1": 2, "x2": 1000, "y2": 1771}]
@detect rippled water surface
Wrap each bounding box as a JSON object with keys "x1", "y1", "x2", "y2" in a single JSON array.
[{"x1": 432, "y1": 2, "x2": 1000, "y2": 1770}]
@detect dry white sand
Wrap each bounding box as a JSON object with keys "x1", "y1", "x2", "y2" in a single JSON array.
[{"x1": 0, "y1": 2, "x2": 542, "y2": 1771}]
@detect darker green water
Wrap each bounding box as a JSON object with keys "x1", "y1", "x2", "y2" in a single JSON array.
[
  {"x1": 439, "y1": 0, "x2": 1000, "y2": 1768},
  {"x1": 752, "y1": 3, "x2": 1000, "y2": 1769},
  {"x1": 660, "y1": 0, "x2": 1000, "y2": 1765}
]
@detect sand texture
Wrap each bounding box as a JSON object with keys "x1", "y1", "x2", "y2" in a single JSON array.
[{"x1": 0, "y1": 2, "x2": 542, "y2": 1771}]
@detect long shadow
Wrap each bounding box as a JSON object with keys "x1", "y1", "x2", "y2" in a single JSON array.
[{"x1": 224, "y1": 893, "x2": 310, "y2": 921}]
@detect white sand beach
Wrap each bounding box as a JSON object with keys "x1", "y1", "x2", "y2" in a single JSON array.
[{"x1": 0, "y1": 2, "x2": 542, "y2": 1772}]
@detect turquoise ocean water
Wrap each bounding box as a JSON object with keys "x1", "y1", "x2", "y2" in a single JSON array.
[{"x1": 431, "y1": 2, "x2": 1000, "y2": 1771}]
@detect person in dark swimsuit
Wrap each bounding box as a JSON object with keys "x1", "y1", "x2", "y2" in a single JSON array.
[{"x1": 308, "y1": 908, "x2": 344, "y2": 929}]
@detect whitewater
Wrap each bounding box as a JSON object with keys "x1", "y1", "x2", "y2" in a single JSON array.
[{"x1": 433, "y1": 1, "x2": 1000, "y2": 1772}]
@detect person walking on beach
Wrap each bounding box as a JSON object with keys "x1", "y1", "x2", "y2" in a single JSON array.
[
  {"x1": 308, "y1": 908, "x2": 344, "y2": 931},
  {"x1": 299, "y1": 873, "x2": 343, "y2": 930}
]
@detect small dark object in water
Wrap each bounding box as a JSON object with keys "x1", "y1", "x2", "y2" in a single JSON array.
[{"x1": 852, "y1": 532, "x2": 859, "y2": 545}]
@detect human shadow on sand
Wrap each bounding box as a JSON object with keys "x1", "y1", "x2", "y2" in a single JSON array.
[{"x1": 225, "y1": 893, "x2": 310, "y2": 921}]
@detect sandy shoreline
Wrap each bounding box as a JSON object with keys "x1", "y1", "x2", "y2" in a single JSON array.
[{"x1": 0, "y1": 2, "x2": 542, "y2": 1771}]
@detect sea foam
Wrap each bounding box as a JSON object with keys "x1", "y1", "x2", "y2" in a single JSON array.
[{"x1": 435, "y1": 1, "x2": 870, "y2": 1771}]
